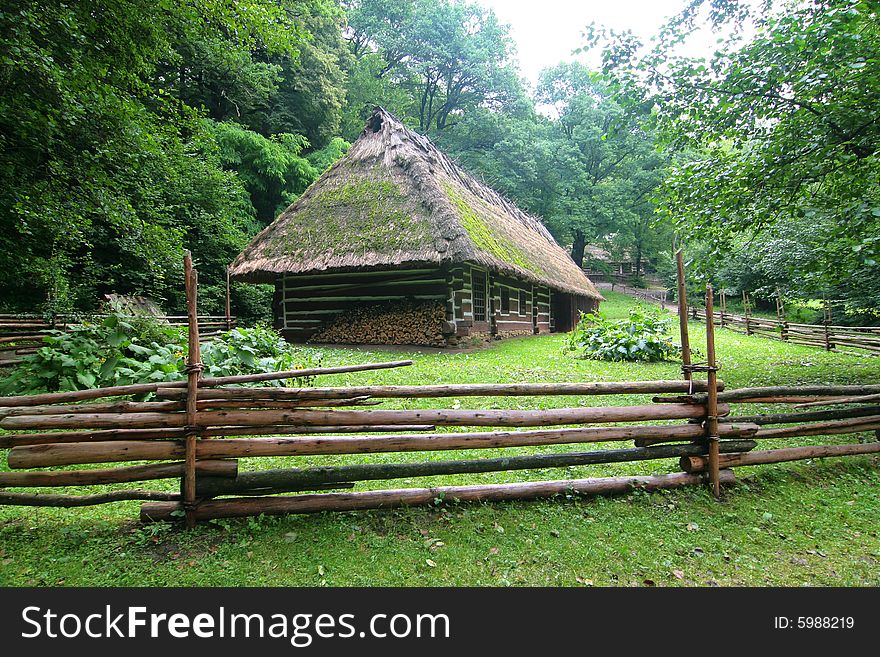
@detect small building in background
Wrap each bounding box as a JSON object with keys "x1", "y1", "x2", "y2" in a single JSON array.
[{"x1": 229, "y1": 108, "x2": 602, "y2": 347}]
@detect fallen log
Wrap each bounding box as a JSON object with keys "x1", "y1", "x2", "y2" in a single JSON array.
[
  {"x1": 155, "y1": 380, "x2": 725, "y2": 401},
  {"x1": 0, "y1": 424, "x2": 436, "y2": 448},
  {"x1": 0, "y1": 360, "x2": 413, "y2": 407},
  {"x1": 0, "y1": 490, "x2": 180, "y2": 507},
  {"x1": 196, "y1": 440, "x2": 758, "y2": 497},
  {"x1": 6, "y1": 423, "x2": 756, "y2": 468},
  {"x1": 680, "y1": 442, "x2": 880, "y2": 473},
  {"x1": 0, "y1": 402, "x2": 726, "y2": 431},
  {"x1": 142, "y1": 470, "x2": 737, "y2": 521},
  {"x1": 0, "y1": 459, "x2": 237, "y2": 488}
]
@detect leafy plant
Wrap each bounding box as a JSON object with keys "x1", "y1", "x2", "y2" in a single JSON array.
[
  {"x1": 565, "y1": 306, "x2": 681, "y2": 362},
  {"x1": 0, "y1": 313, "x2": 319, "y2": 395}
]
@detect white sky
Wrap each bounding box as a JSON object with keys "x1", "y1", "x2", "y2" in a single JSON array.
[{"x1": 474, "y1": 0, "x2": 722, "y2": 89}]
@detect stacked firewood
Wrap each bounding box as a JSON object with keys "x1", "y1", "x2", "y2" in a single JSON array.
[{"x1": 311, "y1": 300, "x2": 447, "y2": 346}]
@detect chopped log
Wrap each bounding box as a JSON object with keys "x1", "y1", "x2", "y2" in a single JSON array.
[
  {"x1": 7, "y1": 423, "x2": 756, "y2": 468},
  {"x1": 0, "y1": 459, "x2": 237, "y2": 487},
  {"x1": 142, "y1": 470, "x2": 736, "y2": 521},
  {"x1": 731, "y1": 406, "x2": 880, "y2": 425},
  {"x1": 196, "y1": 440, "x2": 758, "y2": 497},
  {"x1": 0, "y1": 424, "x2": 436, "y2": 448},
  {"x1": 0, "y1": 360, "x2": 414, "y2": 407},
  {"x1": 0, "y1": 490, "x2": 180, "y2": 507},
  {"x1": 754, "y1": 416, "x2": 880, "y2": 439},
  {"x1": 155, "y1": 380, "x2": 724, "y2": 401},
  {"x1": 1, "y1": 402, "x2": 727, "y2": 431},
  {"x1": 680, "y1": 442, "x2": 880, "y2": 473}
]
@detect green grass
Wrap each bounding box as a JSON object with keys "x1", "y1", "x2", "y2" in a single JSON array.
[{"x1": 1, "y1": 290, "x2": 878, "y2": 587}]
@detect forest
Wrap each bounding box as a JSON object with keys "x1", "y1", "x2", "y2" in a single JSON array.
[{"x1": 1, "y1": 0, "x2": 877, "y2": 323}]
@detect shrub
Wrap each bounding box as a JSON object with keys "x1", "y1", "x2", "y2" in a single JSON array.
[
  {"x1": 565, "y1": 307, "x2": 681, "y2": 362},
  {"x1": 0, "y1": 315, "x2": 319, "y2": 395}
]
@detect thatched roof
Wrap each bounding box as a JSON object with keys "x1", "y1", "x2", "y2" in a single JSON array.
[{"x1": 229, "y1": 107, "x2": 602, "y2": 299}]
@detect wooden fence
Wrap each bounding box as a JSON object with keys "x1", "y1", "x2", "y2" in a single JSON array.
[
  {"x1": 689, "y1": 307, "x2": 880, "y2": 354},
  {"x1": 0, "y1": 313, "x2": 237, "y2": 367},
  {"x1": 0, "y1": 256, "x2": 877, "y2": 524}
]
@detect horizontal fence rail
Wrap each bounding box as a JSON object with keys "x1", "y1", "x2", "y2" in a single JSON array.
[{"x1": 689, "y1": 307, "x2": 880, "y2": 354}]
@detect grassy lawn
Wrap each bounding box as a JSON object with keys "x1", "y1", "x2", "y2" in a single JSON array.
[{"x1": 1, "y1": 290, "x2": 878, "y2": 586}]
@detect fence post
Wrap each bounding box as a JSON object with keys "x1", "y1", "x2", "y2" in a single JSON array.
[
  {"x1": 720, "y1": 290, "x2": 726, "y2": 328},
  {"x1": 705, "y1": 284, "x2": 721, "y2": 499},
  {"x1": 823, "y1": 297, "x2": 833, "y2": 351},
  {"x1": 743, "y1": 291, "x2": 752, "y2": 335},
  {"x1": 225, "y1": 267, "x2": 232, "y2": 331},
  {"x1": 676, "y1": 250, "x2": 692, "y2": 383},
  {"x1": 183, "y1": 252, "x2": 203, "y2": 529}
]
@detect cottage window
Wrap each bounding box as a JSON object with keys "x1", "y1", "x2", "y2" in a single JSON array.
[
  {"x1": 472, "y1": 270, "x2": 487, "y2": 322},
  {"x1": 500, "y1": 287, "x2": 510, "y2": 314},
  {"x1": 519, "y1": 290, "x2": 527, "y2": 316}
]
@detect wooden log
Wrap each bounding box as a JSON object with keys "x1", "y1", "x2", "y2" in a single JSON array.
[
  {"x1": 705, "y1": 284, "x2": 721, "y2": 498},
  {"x1": 754, "y1": 416, "x2": 880, "y2": 439},
  {"x1": 681, "y1": 442, "x2": 880, "y2": 473},
  {"x1": 0, "y1": 424, "x2": 436, "y2": 448},
  {"x1": 794, "y1": 392, "x2": 880, "y2": 408},
  {"x1": 1, "y1": 402, "x2": 726, "y2": 431},
  {"x1": 729, "y1": 396, "x2": 845, "y2": 404},
  {"x1": 0, "y1": 459, "x2": 237, "y2": 487},
  {"x1": 0, "y1": 397, "x2": 377, "y2": 418},
  {"x1": 719, "y1": 385, "x2": 880, "y2": 402},
  {"x1": 155, "y1": 380, "x2": 724, "y2": 401},
  {"x1": 731, "y1": 405, "x2": 880, "y2": 425},
  {"x1": 196, "y1": 441, "x2": 758, "y2": 497},
  {"x1": 143, "y1": 470, "x2": 736, "y2": 521},
  {"x1": 0, "y1": 490, "x2": 180, "y2": 507},
  {"x1": 7, "y1": 424, "x2": 714, "y2": 468},
  {"x1": 0, "y1": 360, "x2": 414, "y2": 407},
  {"x1": 676, "y1": 249, "x2": 692, "y2": 381},
  {"x1": 7, "y1": 423, "x2": 757, "y2": 468},
  {"x1": 633, "y1": 422, "x2": 759, "y2": 447},
  {"x1": 183, "y1": 252, "x2": 201, "y2": 528}
]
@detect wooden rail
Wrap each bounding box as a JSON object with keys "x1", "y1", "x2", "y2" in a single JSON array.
[
  {"x1": 689, "y1": 307, "x2": 880, "y2": 354},
  {"x1": 0, "y1": 256, "x2": 877, "y2": 525}
]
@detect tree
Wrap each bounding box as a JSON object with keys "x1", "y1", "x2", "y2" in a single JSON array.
[
  {"x1": 535, "y1": 64, "x2": 665, "y2": 268},
  {"x1": 0, "y1": 0, "x2": 321, "y2": 314},
  {"x1": 587, "y1": 0, "x2": 880, "y2": 317},
  {"x1": 343, "y1": 0, "x2": 522, "y2": 134}
]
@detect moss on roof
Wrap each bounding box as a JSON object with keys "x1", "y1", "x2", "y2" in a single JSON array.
[{"x1": 229, "y1": 107, "x2": 602, "y2": 300}]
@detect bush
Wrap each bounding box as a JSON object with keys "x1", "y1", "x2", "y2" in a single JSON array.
[
  {"x1": 0, "y1": 314, "x2": 319, "y2": 395},
  {"x1": 565, "y1": 307, "x2": 681, "y2": 362}
]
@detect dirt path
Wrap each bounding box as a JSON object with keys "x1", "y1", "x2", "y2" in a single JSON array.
[{"x1": 595, "y1": 281, "x2": 679, "y2": 315}]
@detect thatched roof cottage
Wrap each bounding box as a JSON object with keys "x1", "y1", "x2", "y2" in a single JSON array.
[{"x1": 229, "y1": 108, "x2": 602, "y2": 346}]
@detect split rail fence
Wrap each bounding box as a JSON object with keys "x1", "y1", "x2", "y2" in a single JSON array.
[
  {"x1": 689, "y1": 295, "x2": 880, "y2": 354},
  {"x1": 0, "y1": 252, "x2": 877, "y2": 524}
]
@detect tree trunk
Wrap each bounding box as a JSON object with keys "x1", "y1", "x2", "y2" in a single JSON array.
[{"x1": 571, "y1": 230, "x2": 586, "y2": 268}]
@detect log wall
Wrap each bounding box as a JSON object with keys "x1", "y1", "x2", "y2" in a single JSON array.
[{"x1": 278, "y1": 264, "x2": 564, "y2": 346}]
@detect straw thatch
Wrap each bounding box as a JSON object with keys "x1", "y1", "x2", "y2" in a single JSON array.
[{"x1": 229, "y1": 107, "x2": 601, "y2": 299}]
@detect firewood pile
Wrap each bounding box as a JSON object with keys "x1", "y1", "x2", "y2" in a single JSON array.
[{"x1": 311, "y1": 300, "x2": 447, "y2": 346}]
